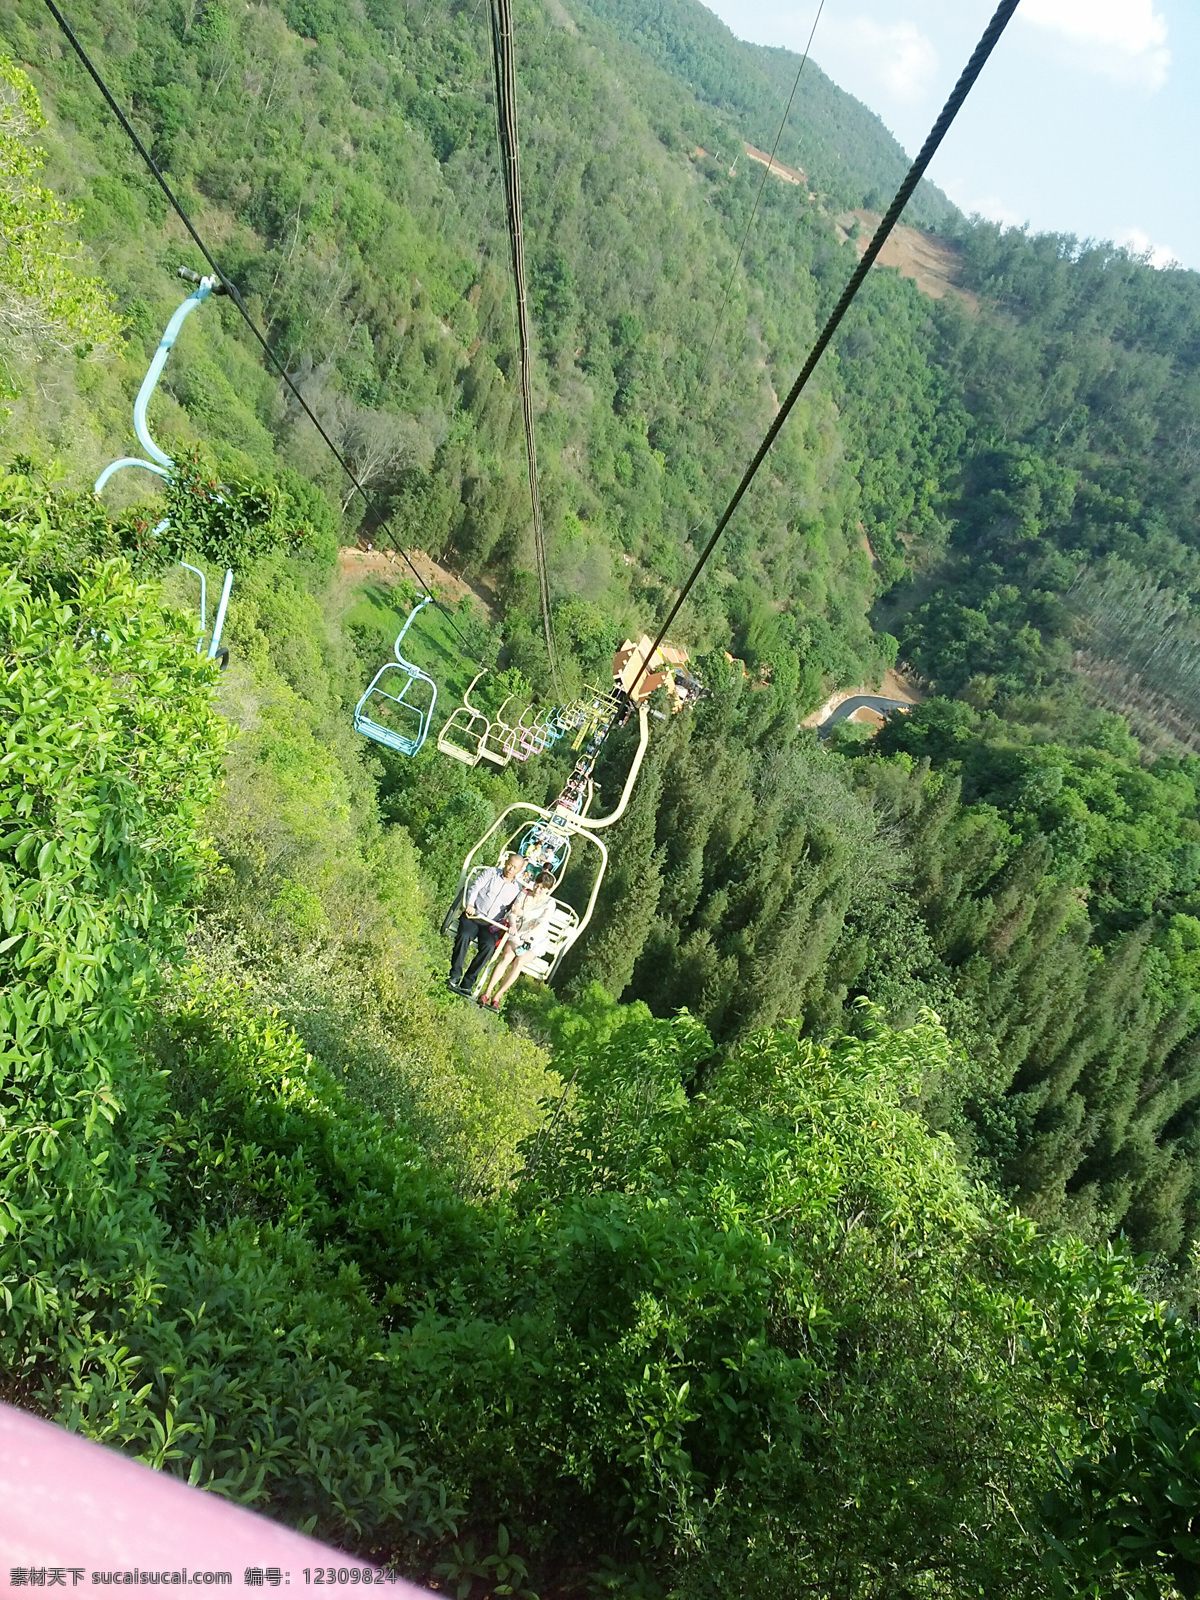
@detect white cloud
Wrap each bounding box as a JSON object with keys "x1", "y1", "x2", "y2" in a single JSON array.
[
  {"x1": 1018, "y1": 0, "x2": 1169, "y2": 90},
  {"x1": 1115, "y1": 227, "x2": 1179, "y2": 269},
  {"x1": 828, "y1": 17, "x2": 939, "y2": 106},
  {"x1": 943, "y1": 184, "x2": 1026, "y2": 230}
]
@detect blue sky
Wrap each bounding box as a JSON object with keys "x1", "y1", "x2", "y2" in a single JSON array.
[{"x1": 701, "y1": 0, "x2": 1200, "y2": 271}]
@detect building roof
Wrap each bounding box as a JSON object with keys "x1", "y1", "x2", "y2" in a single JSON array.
[{"x1": 613, "y1": 634, "x2": 691, "y2": 705}]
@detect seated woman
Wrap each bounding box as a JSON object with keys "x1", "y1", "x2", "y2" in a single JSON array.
[{"x1": 478, "y1": 870, "x2": 556, "y2": 1011}]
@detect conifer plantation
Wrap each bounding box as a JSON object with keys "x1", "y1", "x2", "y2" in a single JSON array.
[{"x1": 3, "y1": 0, "x2": 1200, "y2": 1592}]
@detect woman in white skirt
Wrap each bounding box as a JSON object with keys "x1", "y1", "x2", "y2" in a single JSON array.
[{"x1": 479, "y1": 871, "x2": 556, "y2": 1011}]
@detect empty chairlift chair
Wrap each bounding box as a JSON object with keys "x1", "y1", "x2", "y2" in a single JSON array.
[
  {"x1": 437, "y1": 670, "x2": 492, "y2": 766},
  {"x1": 527, "y1": 706, "x2": 561, "y2": 755},
  {"x1": 94, "y1": 267, "x2": 234, "y2": 669},
  {"x1": 478, "y1": 694, "x2": 515, "y2": 768},
  {"x1": 179, "y1": 562, "x2": 233, "y2": 669},
  {"x1": 503, "y1": 704, "x2": 540, "y2": 762},
  {"x1": 354, "y1": 595, "x2": 438, "y2": 756}
]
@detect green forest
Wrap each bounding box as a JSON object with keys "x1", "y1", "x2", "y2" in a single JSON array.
[{"x1": 4, "y1": 0, "x2": 1200, "y2": 1590}]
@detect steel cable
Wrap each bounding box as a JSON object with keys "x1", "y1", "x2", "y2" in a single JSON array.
[
  {"x1": 628, "y1": 0, "x2": 1021, "y2": 700},
  {"x1": 487, "y1": 0, "x2": 561, "y2": 695},
  {"x1": 699, "y1": 0, "x2": 825, "y2": 393}
]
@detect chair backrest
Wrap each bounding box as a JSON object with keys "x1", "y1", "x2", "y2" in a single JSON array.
[
  {"x1": 520, "y1": 900, "x2": 580, "y2": 981},
  {"x1": 353, "y1": 596, "x2": 437, "y2": 757},
  {"x1": 479, "y1": 694, "x2": 514, "y2": 767},
  {"x1": 95, "y1": 272, "x2": 218, "y2": 498},
  {"x1": 504, "y1": 704, "x2": 540, "y2": 761}
]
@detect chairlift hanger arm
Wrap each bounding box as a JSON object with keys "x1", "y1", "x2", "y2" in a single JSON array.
[
  {"x1": 394, "y1": 593, "x2": 434, "y2": 656},
  {"x1": 94, "y1": 275, "x2": 235, "y2": 670},
  {"x1": 575, "y1": 703, "x2": 648, "y2": 830},
  {"x1": 134, "y1": 273, "x2": 220, "y2": 470},
  {"x1": 462, "y1": 670, "x2": 488, "y2": 713},
  {"x1": 94, "y1": 268, "x2": 216, "y2": 495}
]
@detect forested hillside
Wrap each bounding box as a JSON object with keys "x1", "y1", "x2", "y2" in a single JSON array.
[
  {"x1": 4, "y1": 0, "x2": 1200, "y2": 1591},
  {"x1": 578, "y1": 0, "x2": 958, "y2": 225},
  {"x1": 0, "y1": 0, "x2": 963, "y2": 693}
]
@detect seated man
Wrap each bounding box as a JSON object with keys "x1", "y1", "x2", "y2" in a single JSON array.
[{"x1": 449, "y1": 852, "x2": 523, "y2": 995}]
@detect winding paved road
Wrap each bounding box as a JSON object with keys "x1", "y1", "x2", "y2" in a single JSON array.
[{"x1": 818, "y1": 694, "x2": 912, "y2": 734}]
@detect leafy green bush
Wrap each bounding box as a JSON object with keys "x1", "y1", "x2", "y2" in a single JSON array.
[
  {"x1": 0, "y1": 481, "x2": 220, "y2": 1422},
  {"x1": 4, "y1": 466, "x2": 1197, "y2": 1598},
  {"x1": 0, "y1": 49, "x2": 120, "y2": 371},
  {"x1": 378, "y1": 996, "x2": 1180, "y2": 1596},
  {"x1": 1041, "y1": 1315, "x2": 1200, "y2": 1599},
  {"x1": 0, "y1": 490, "x2": 463, "y2": 1550}
]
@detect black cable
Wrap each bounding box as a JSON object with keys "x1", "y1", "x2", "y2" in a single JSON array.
[
  {"x1": 41, "y1": 0, "x2": 484, "y2": 666},
  {"x1": 699, "y1": 0, "x2": 825, "y2": 389},
  {"x1": 629, "y1": 0, "x2": 1021, "y2": 700},
  {"x1": 487, "y1": 0, "x2": 561, "y2": 695}
]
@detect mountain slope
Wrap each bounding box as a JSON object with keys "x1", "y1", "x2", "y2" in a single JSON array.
[{"x1": 575, "y1": 0, "x2": 959, "y2": 225}]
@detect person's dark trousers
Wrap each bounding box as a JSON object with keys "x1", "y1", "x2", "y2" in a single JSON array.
[{"x1": 451, "y1": 915, "x2": 502, "y2": 991}]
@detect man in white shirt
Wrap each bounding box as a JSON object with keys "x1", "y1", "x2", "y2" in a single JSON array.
[{"x1": 449, "y1": 852, "x2": 523, "y2": 995}]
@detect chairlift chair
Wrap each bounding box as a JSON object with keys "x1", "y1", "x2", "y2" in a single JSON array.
[
  {"x1": 527, "y1": 706, "x2": 561, "y2": 754},
  {"x1": 94, "y1": 268, "x2": 235, "y2": 669},
  {"x1": 515, "y1": 818, "x2": 573, "y2": 877},
  {"x1": 547, "y1": 704, "x2": 577, "y2": 739},
  {"x1": 503, "y1": 704, "x2": 541, "y2": 761},
  {"x1": 570, "y1": 686, "x2": 617, "y2": 750},
  {"x1": 440, "y1": 803, "x2": 601, "y2": 984},
  {"x1": 516, "y1": 706, "x2": 554, "y2": 758},
  {"x1": 179, "y1": 562, "x2": 233, "y2": 669},
  {"x1": 354, "y1": 595, "x2": 438, "y2": 756},
  {"x1": 504, "y1": 702, "x2": 569, "y2": 761},
  {"x1": 441, "y1": 703, "x2": 649, "y2": 983},
  {"x1": 437, "y1": 670, "x2": 492, "y2": 766},
  {"x1": 478, "y1": 694, "x2": 515, "y2": 768}
]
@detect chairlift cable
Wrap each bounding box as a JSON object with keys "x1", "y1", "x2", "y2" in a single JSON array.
[
  {"x1": 42, "y1": 0, "x2": 484, "y2": 667},
  {"x1": 628, "y1": 0, "x2": 1022, "y2": 701},
  {"x1": 699, "y1": 0, "x2": 825, "y2": 393},
  {"x1": 487, "y1": 0, "x2": 561, "y2": 696}
]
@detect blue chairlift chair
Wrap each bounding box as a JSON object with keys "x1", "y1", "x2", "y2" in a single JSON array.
[
  {"x1": 354, "y1": 595, "x2": 438, "y2": 756},
  {"x1": 527, "y1": 706, "x2": 560, "y2": 755},
  {"x1": 179, "y1": 562, "x2": 234, "y2": 669},
  {"x1": 94, "y1": 268, "x2": 234, "y2": 668}
]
